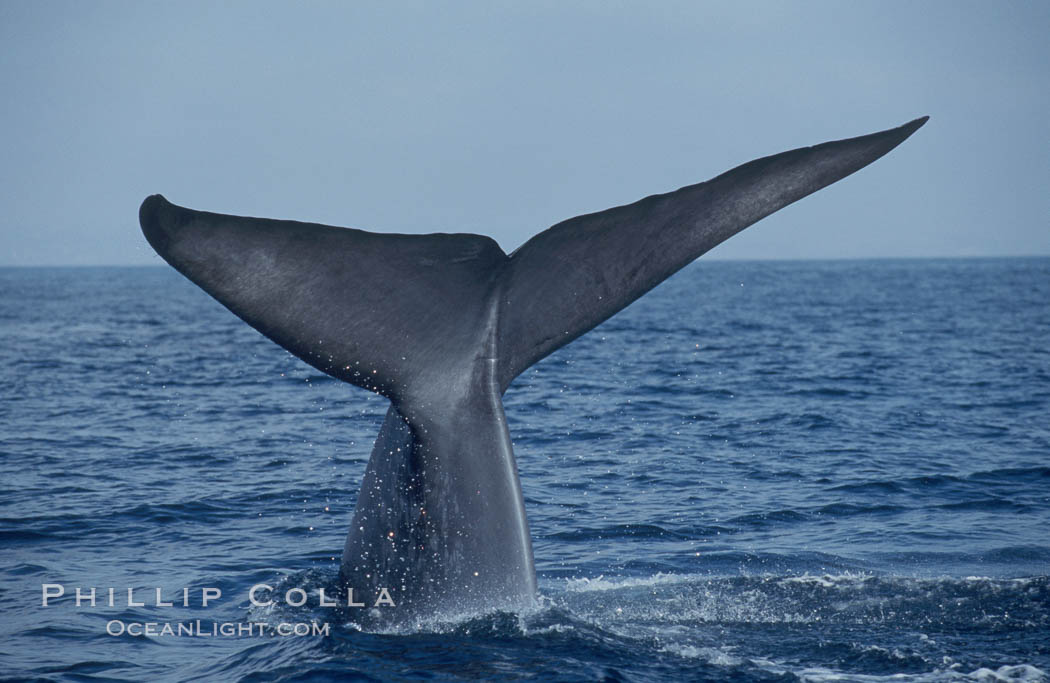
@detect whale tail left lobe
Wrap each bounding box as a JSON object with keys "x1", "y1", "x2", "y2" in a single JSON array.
[{"x1": 139, "y1": 194, "x2": 510, "y2": 410}]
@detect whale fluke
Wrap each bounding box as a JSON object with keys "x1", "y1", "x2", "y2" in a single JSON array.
[
  {"x1": 497, "y1": 116, "x2": 928, "y2": 388},
  {"x1": 139, "y1": 194, "x2": 507, "y2": 409},
  {"x1": 140, "y1": 116, "x2": 927, "y2": 621}
]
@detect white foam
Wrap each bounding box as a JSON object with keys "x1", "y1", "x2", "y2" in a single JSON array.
[
  {"x1": 968, "y1": 665, "x2": 1047, "y2": 682},
  {"x1": 560, "y1": 572, "x2": 697, "y2": 592},
  {"x1": 778, "y1": 572, "x2": 874, "y2": 588},
  {"x1": 750, "y1": 663, "x2": 1048, "y2": 683},
  {"x1": 658, "y1": 643, "x2": 742, "y2": 666}
]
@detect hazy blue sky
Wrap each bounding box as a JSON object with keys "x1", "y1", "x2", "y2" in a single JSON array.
[{"x1": 1, "y1": 1, "x2": 1047, "y2": 265}]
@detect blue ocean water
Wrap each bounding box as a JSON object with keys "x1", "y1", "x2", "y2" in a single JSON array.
[{"x1": 1, "y1": 258, "x2": 1048, "y2": 682}]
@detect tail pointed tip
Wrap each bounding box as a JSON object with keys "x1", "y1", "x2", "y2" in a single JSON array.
[
  {"x1": 903, "y1": 115, "x2": 930, "y2": 134},
  {"x1": 139, "y1": 194, "x2": 175, "y2": 253},
  {"x1": 139, "y1": 193, "x2": 169, "y2": 223},
  {"x1": 872, "y1": 115, "x2": 928, "y2": 152}
]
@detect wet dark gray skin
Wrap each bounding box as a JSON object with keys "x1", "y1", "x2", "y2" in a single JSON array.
[{"x1": 139, "y1": 117, "x2": 927, "y2": 623}]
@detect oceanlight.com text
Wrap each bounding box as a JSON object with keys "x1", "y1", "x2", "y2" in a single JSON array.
[{"x1": 105, "y1": 620, "x2": 331, "y2": 637}]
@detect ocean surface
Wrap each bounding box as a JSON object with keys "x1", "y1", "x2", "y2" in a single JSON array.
[{"x1": 1, "y1": 258, "x2": 1048, "y2": 682}]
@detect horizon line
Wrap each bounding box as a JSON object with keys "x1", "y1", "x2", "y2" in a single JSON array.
[{"x1": 2, "y1": 253, "x2": 1049, "y2": 268}]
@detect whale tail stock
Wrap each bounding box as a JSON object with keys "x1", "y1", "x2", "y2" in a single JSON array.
[{"x1": 139, "y1": 116, "x2": 926, "y2": 615}]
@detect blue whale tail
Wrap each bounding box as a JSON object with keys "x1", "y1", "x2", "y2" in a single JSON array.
[{"x1": 140, "y1": 116, "x2": 927, "y2": 620}]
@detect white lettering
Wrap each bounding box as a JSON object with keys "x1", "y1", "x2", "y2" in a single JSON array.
[
  {"x1": 318, "y1": 587, "x2": 336, "y2": 607},
  {"x1": 155, "y1": 588, "x2": 173, "y2": 607},
  {"x1": 42, "y1": 583, "x2": 64, "y2": 606},
  {"x1": 375, "y1": 588, "x2": 395, "y2": 607},
  {"x1": 285, "y1": 588, "x2": 307, "y2": 607},
  {"x1": 101, "y1": 619, "x2": 323, "y2": 638},
  {"x1": 127, "y1": 588, "x2": 144, "y2": 607},
  {"x1": 201, "y1": 587, "x2": 221, "y2": 607},
  {"x1": 75, "y1": 587, "x2": 96, "y2": 607},
  {"x1": 249, "y1": 584, "x2": 273, "y2": 607}
]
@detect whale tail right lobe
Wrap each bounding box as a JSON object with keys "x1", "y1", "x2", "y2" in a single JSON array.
[{"x1": 495, "y1": 116, "x2": 928, "y2": 390}]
